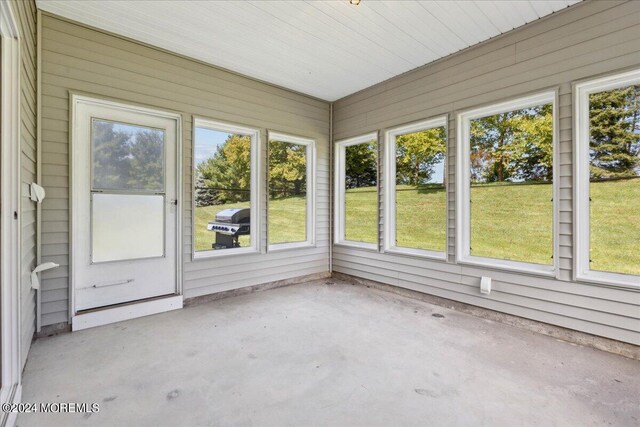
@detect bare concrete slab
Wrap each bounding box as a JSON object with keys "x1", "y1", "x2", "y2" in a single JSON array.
[{"x1": 20, "y1": 280, "x2": 640, "y2": 426}]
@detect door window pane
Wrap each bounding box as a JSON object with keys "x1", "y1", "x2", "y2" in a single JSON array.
[
  {"x1": 269, "y1": 140, "x2": 307, "y2": 244},
  {"x1": 92, "y1": 194, "x2": 164, "y2": 263},
  {"x1": 395, "y1": 126, "x2": 446, "y2": 251},
  {"x1": 194, "y1": 127, "x2": 252, "y2": 251},
  {"x1": 345, "y1": 141, "x2": 378, "y2": 243},
  {"x1": 589, "y1": 84, "x2": 640, "y2": 275},
  {"x1": 92, "y1": 119, "x2": 165, "y2": 192},
  {"x1": 469, "y1": 103, "x2": 553, "y2": 265}
]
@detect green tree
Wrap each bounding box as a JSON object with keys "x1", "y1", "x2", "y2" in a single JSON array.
[
  {"x1": 470, "y1": 104, "x2": 553, "y2": 183},
  {"x1": 510, "y1": 105, "x2": 553, "y2": 181},
  {"x1": 589, "y1": 85, "x2": 640, "y2": 179},
  {"x1": 92, "y1": 121, "x2": 166, "y2": 191},
  {"x1": 194, "y1": 172, "x2": 219, "y2": 207},
  {"x1": 395, "y1": 127, "x2": 446, "y2": 185},
  {"x1": 269, "y1": 141, "x2": 307, "y2": 198},
  {"x1": 92, "y1": 120, "x2": 131, "y2": 189},
  {"x1": 197, "y1": 134, "x2": 251, "y2": 203},
  {"x1": 128, "y1": 129, "x2": 164, "y2": 190},
  {"x1": 345, "y1": 142, "x2": 377, "y2": 189}
]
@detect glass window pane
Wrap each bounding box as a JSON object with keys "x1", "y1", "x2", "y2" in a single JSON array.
[
  {"x1": 395, "y1": 127, "x2": 446, "y2": 251},
  {"x1": 194, "y1": 128, "x2": 252, "y2": 251},
  {"x1": 589, "y1": 84, "x2": 640, "y2": 275},
  {"x1": 269, "y1": 140, "x2": 307, "y2": 244},
  {"x1": 92, "y1": 194, "x2": 164, "y2": 263},
  {"x1": 469, "y1": 103, "x2": 553, "y2": 265},
  {"x1": 92, "y1": 119, "x2": 165, "y2": 192},
  {"x1": 345, "y1": 141, "x2": 378, "y2": 244}
]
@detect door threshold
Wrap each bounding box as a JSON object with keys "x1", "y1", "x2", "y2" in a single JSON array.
[{"x1": 72, "y1": 295, "x2": 183, "y2": 331}]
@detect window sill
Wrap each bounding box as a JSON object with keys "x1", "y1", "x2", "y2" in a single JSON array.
[
  {"x1": 192, "y1": 247, "x2": 259, "y2": 260},
  {"x1": 576, "y1": 271, "x2": 640, "y2": 290},
  {"x1": 457, "y1": 255, "x2": 556, "y2": 278},
  {"x1": 334, "y1": 241, "x2": 378, "y2": 251},
  {"x1": 385, "y1": 246, "x2": 447, "y2": 261},
  {"x1": 268, "y1": 241, "x2": 315, "y2": 252}
]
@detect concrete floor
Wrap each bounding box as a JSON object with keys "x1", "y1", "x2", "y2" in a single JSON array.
[{"x1": 20, "y1": 280, "x2": 639, "y2": 427}]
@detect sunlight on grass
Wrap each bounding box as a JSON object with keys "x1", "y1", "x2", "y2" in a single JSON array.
[
  {"x1": 194, "y1": 180, "x2": 639, "y2": 274},
  {"x1": 471, "y1": 182, "x2": 553, "y2": 265},
  {"x1": 345, "y1": 187, "x2": 378, "y2": 244},
  {"x1": 268, "y1": 195, "x2": 307, "y2": 244},
  {"x1": 395, "y1": 185, "x2": 446, "y2": 251},
  {"x1": 194, "y1": 196, "x2": 308, "y2": 251},
  {"x1": 590, "y1": 179, "x2": 640, "y2": 275}
]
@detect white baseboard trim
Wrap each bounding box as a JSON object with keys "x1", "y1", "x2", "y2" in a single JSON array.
[{"x1": 72, "y1": 295, "x2": 183, "y2": 331}]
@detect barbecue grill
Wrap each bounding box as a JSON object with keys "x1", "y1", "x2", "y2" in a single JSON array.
[{"x1": 207, "y1": 208, "x2": 250, "y2": 249}]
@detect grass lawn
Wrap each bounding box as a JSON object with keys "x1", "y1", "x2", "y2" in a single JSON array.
[
  {"x1": 194, "y1": 180, "x2": 639, "y2": 275},
  {"x1": 470, "y1": 182, "x2": 553, "y2": 264},
  {"x1": 344, "y1": 187, "x2": 378, "y2": 244},
  {"x1": 590, "y1": 179, "x2": 640, "y2": 275},
  {"x1": 395, "y1": 185, "x2": 446, "y2": 251},
  {"x1": 193, "y1": 195, "x2": 307, "y2": 251}
]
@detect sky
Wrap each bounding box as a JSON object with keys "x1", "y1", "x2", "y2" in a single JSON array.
[
  {"x1": 194, "y1": 128, "x2": 232, "y2": 166},
  {"x1": 430, "y1": 159, "x2": 445, "y2": 183}
]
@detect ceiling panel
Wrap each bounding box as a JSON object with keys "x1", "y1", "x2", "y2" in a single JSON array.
[{"x1": 36, "y1": 0, "x2": 581, "y2": 101}]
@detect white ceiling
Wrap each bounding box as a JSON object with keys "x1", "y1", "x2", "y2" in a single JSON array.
[{"x1": 36, "y1": 0, "x2": 580, "y2": 101}]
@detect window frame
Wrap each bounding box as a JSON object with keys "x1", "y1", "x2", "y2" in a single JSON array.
[
  {"x1": 574, "y1": 68, "x2": 640, "y2": 288},
  {"x1": 383, "y1": 116, "x2": 448, "y2": 260},
  {"x1": 456, "y1": 91, "x2": 559, "y2": 276},
  {"x1": 267, "y1": 131, "x2": 316, "y2": 251},
  {"x1": 192, "y1": 117, "x2": 261, "y2": 259},
  {"x1": 334, "y1": 132, "x2": 379, "y2": 250}
]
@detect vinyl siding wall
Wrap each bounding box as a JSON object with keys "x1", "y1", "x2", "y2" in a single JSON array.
[
  {"x1": 39, "y1": 14, "x2": 330, "y2": 326},
  {"x1": 13, "y1": 0, "x2": 38, "y2": 367},
  {"x1": 332, "y1": 0, "x2": 640, "y2": 345}
]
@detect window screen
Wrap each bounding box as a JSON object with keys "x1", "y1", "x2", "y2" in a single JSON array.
[
  {"x1": 588, "y1": 84, "x2": 640, "y2": 275},
  {"x1": 92, "y1": 119, "x2": 164, "y2": 192},
  {"x1": 193, "y1": 127, "x2": 253, "y2": 252},
  {"x1": 469, "y1": 103, "x2": 553, "y2": 265},
  {"x1": 268, "y1": 140, "x2": 308, "y2": 245},
  {"x1": 394, "y1": 126, "x2": 446, "y2": 252},
  {"x1": 344, "y1": 141, "x2": 378, "y2": 244}
]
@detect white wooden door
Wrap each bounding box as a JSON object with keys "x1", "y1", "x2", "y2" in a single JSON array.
[{"x1": 73, "y1": 98, "x2": 179, "y2": 311}]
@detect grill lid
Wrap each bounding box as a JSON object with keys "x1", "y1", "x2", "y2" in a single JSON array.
[{"x1": 215, "y1": 208, "x2": 250, "y2": 224}]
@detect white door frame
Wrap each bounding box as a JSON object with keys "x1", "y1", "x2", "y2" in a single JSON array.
[
  {"x1": 70, "y1": 94, "x2": 183, "y2": 329},
  {"x1": 0, "y1": 0, "x2": 24, "y2": 424}
]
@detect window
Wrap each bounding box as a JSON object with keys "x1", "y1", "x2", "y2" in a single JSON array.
[
  {"x1": 384, "y1": 117, "x2": 447, "y2": 258},
  {"x1": 92, "y1": 119, "x2": 165, "y2": 192},
  {"x1": 268, "y1": 132, "x2": 315, "y2": 249},
  {"x1": 334, "y1": 133, "x2": 378, "y2": 249},
  {"x1": 192, "y1": 118, "x2": 260, "y2": 257},
  {"x1": 91, "y1": 119, "x2": 167, "y2": 262},
  {"x1": 457, "y1": 92, "x2": 557, "y2": 274},
  {"x1": 575, "y1": 69, "x2": 640, "y2": 287}
]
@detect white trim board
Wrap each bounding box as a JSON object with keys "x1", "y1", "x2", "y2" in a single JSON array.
[
  {"x1": 72, "y1": 295, "x2": 183, "y2": 331},
  {"x1": 0, "y1": 1, "x2": 24, "y2": 424}
]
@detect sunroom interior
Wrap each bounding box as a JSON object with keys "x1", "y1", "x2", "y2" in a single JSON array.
[{"x1": 1, "y1": 0, "x2": 639, "y2": 426}]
